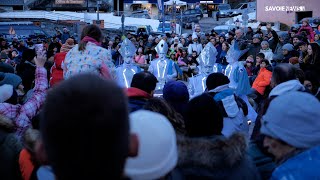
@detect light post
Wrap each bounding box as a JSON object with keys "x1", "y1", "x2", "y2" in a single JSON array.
[
  {"x1": 97, "y1": 0, "x2": 102, "y2": 24},
  {"x1": 117, "y1": 0, "x2": 120, "y2": 16}
]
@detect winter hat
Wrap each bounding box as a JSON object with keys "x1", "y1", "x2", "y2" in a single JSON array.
[
  {"x1": 1, "y1": 51, "x2": 8, "y2": 60},
  {"x1": 253, "y1": 34, "x2": 261, "y2": 39},
  {"x1": 261, "y1": 41, "x2": 269, "y2": 46},
  {"x1": 185, "y1": 93, "x2": 223, "y2": 137},
  {"x1": 0, "y1": 72, "x2": 22, "y2": 89},
  {"x1": 174, "y1": 37, "x2": 179, "y2": 41},
  {"x1": 261, "y1": 91, "x2": 320, "y2": 149},
  {"x1": 125, "y1": 110, "x2": 177, "y2": 180},
  {"x1": 163, "y1": 81, "x2": 189, "y2": 115},
  {"x1": 163, "y1": 81, "x2": 189, "y2": 103},
  {"x1": 0, "y1": 84, "x2": 13, "y2": 103},
  {"x1": 192, "y1": 32, "x2": 198, "y2": 39},
  {"x1": 206, "y1": 73, "x2": 230, "y2": 91},
  {"x1": 282, "y1": 43, "x2": 294, "y2": 51}
]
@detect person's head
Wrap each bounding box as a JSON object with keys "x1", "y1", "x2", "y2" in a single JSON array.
[
  {"x1": 289, "y1": 57, "x2": 299, "y2": 65},
  {"x1": 144, "y1": 97, "x2": 186, "y2": 134},
  {"x1": 247, "y1": 26, "x2": 253, "y2": 32},
  {"x1": 180, "y1": 38, "x2": 186, "y2": 44},
  {"x1": 210, "y1": 37, "x2": 216, "y2": 46},
  {"x1": 192, "y1": 51, "x2": 197, "y2": 58},
  {"x1": 235, "y1": 29, "x2": 243, "y2": 39},
  {"x1": 163, "y1": 81, "x2": 189, "y2": 117},
  {"x1": 206, "y1": 73, "x2": 230, "y2": 91},
  {"x1": 246, "y1": 55, "x2": 254, "y2": 67},
  {"x1": 256, "y1": 53, "x2": 265, "y2": 64},
  {"x1": 282, "y1": 43, "x2": 294, "y2": 56},
  {"x1": 184, "y1": 93, "x2": 223, "y2": 137},
  {"x1": 298, "y1": 42, "x2": 308, "y2": 52},
  {"x1": 137, "y1": 47, "x2": 143, "y2": 54},
  {"x1": 271, "y1": 63, "x2": 296, "y2": 88},
  {"x1": 131, "y1": 71, "x2": 158, "y2": 95},
  {"x1": 79, "y1": 25, "x2": 102, "y2": 51},
  {"x1": 40, "y1": 74, "x2": 131, "y2": 180},
  {"x1": 261, "y1": 91, "x2": 320, "y2": 161},
  {"x1": 222, "y1": 42, "x2": 229, "y2": 51},
  {"x1": 261, "y1": 41, "x2": 269, "y2": 50},
  {"x1": 125, "y1": 110, "x2": 178, "y2": 179},
  {"x1": 252, "y1": 34, "x2": 261, "y2": 44},
  {"x1": 302, "y1": 19, "x2": 309, "y2": 26},
  {"x1": 182, "y1": 48, "x2": 187, "y2": 56},
  {"x1": 11, "y1": 49, "x2": 19, "y2": 58},
  {"x1": 1, "y1": 39, "x2": 6, "y2": 46},
  {"x1": 260, "y1": 59, "x2": 270, "y2": 69},
  {"x1": 304, "y1": 71, "x2": 319, "y2": 94},
  {"x1": 219, "y1": 36, "x2": 225, "y2": 43},
  {"x1": 292, "y1": 36, "x2": 300, "y2": 45},
  {"x1": 307, "y1": 43, "x2": 320, "y2": 64}
]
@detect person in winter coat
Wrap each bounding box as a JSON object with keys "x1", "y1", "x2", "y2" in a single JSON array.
[
  {"x1": 126, "y1": 71, "x2": 158, "y2": 112},
  {"x1": 0, "y1": 114, "x2": 23, "y2": 180},
  {"x1": 63, "y1": 25, "x2": 113, "y2": 80},
  {"x1": 49, "y1": 38, "x2": 75, "y2": 87},
  {"x1": 281, "y1": 43, "x2": 296, "y2": 63},
  {"x1": 173, "y1": 92, "x2": 260, "y2": 179},
  {"x1": 16, "y1": 49, "x2": 36, "y2": 92},
  {"x1": 297, "y1": 19, "x2": 315, "y2": 42},
  {"x1": 273, "y1": 32, "x2": 290, "y2": 62},
  {"x1": 247, "y1": 34, "x2": 261, "y2": 60},
  {"x1": 261, "y1": 91, "x2": 320, "y2": 179},
  {"x1": 259, "y1": 41, "x2": 273, "y2": 64},
  {"x1": 252, "y1": 60, "x2": 272, "y2": 99},
  {"x1": 0, "y1": 54, "x2": 47, "y2": 137},
  {"x1": 266, "y1": 24, "x2": 279, "y2": 52}
]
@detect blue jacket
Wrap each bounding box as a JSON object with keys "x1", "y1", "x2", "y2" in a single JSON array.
[{"x1": 271, "y1": 145, "x2": 320, "y2": 180}]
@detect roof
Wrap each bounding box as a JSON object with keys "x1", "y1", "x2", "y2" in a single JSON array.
[{"x1": 0, "y1": 0, "x2": 24, "y2": 5}]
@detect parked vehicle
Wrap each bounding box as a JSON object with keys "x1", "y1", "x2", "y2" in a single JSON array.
[
  {"x1": 230, "y1": 2, "x2": 256, "y2": 16},
  {"x1": 292, "y1": 17, "x2": 320, "y2": 29},
  {"x1": 177, "y1": 9, "x2": 203, "y2": 20},
  {"x1": 120, "y1": 25, "x2": 153, "y2": 36},
  {"x1": 217, "y1": 4, "x2": 232, "y2": 18},
  {"x1": 0, "y1": 23, "x2": 49, "y2": 42},
  {"x1": 157, "y1": 22, "x2": 181, "y2": 35},
  {"x1": 213, "y1": 25, "x2": 236, "y2": 35},
  {"x1": 180, "y1": 16, "x2": 199, "y2": 29}
]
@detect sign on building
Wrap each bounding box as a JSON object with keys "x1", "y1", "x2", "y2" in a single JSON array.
[{"x1": 55, "y1": 0, "x2": 84, "y2": 4}]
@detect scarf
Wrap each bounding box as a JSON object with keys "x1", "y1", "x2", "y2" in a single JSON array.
[{"x1": 81, "y1": 36, "x2": 101, "y2": 46}]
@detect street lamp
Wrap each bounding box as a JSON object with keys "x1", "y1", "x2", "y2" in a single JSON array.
[{"x1": 97, "y1": 0, "x2": 102, "y2": 24}]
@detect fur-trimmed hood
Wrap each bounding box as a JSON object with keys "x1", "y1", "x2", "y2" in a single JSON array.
[
  {"x1": 178, "y1": 133, "x2": 247, "y2": 169},
  {"x1": 175, "y1": 133, "x2": 261, "y2": 179},
  {"x1": 0, "y1": 114, "x2": 15, "y2": 132}
]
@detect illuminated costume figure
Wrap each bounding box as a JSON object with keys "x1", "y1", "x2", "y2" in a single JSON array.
[
  {"x1": 148, "y1": 39, "x2": 177, "y2": 91},
  {"x1": 224, "y1": 42, "x2": 257, "y2": 123},
  {"x1": 188, "y1": 42, "x2": 218, "y2": 98},
  {"x1": 115, "y1": 38, "x2": 141, "y2": 88}
]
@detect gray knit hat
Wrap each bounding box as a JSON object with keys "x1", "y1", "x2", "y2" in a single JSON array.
[
  {"x1": 282, "y1": 43, "x2": 294, "y2": 51},
  {"x1": 0, "y1": 72, "x2": 22, "y2": 89},
  {"x1": 261, "y1": 91, "x2": 320, "y2": 148}
]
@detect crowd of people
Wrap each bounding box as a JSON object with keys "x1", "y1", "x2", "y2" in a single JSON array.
[{"x1": 0, "y1": 18, "x2": 320, "y2": 180}]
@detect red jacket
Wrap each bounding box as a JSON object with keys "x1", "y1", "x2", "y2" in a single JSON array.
[
  {"x1": 49, "y1": 52, "x2": 66, "y2": 87},
  {"x1": 252, "y1": 67, "x2": 272, "y2": 95},
  {"x1": 297, "y1": 25, "x2": 315, "y2": 41}
]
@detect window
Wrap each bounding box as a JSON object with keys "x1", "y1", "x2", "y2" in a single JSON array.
[
  {"x1": 191, "y1": 10, "x2": 196, "y2": 14},
  {"x1": 184, "y1": 10, "x2": 190, "y2": 15},
  {"x1": 241, "y1": 4, "x2": 247, "y2": 9}
]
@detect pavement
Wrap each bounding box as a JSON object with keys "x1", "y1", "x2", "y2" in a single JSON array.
[{"x1": 182, "y1": 16, "x2": 232, "y2": 34}]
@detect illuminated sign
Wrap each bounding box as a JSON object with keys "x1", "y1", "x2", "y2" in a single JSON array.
[{"x1": 55, "y1": 0, "x2": 84, "y2": 4}]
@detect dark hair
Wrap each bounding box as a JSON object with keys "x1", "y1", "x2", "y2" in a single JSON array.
[
  {"x1": 40, "y1": 74, "x2": 129, "y2": 180},
  {"x1": 308, "y1": 43, "x2": 320, "y2": 64},
  {"x1": 206, "y1": 73, "x2": 230, "y2": 91},
  {"x1": 131, "y1": 71, "x2": 158, "y2": 94},
  {"x1": 256, "y1": 52, "x2": 265, "y2": 59},
  {"x1": 184, "y1": 93, "x2": 223, "y2": 137},
  {"x1": 78, "y1": 25, "x2": 102, "y2": 51},
  {"x1": 144, "y1": 97, "x2": 186, "y2": 134},
  {"x1": 22, "y1": 49, "x2": 36, "y2": 62},
  {"x1": 272, "y1": 63, "x2": 296, "y2": 86},
  {"x1": 261, "y1": 59, "x2": 270, "y2": 66}
]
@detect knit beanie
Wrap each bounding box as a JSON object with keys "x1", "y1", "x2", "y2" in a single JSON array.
[
  {"x1": 185, "y1": 93, "x2": 223, "y2": 137},
  {"x1": 261, "y1": 91, "x2": 320, "y2": 149},
  {"x1": 261, "y1": 41, "x2": 269, "y2": 46},
  {"x1": 0, "y1": 72, "x2": 22, "y2": 89},
  {"x1": 0, "y1": 84, "x2": 13, "y2": 103},
  {"x1": 125, "y1": 110, "x2": 177, "y2": 180},
  {"x1": 163, "y1": 81, "x2": 189, "y2": 116},
  {"x1": 206, "y1": 73, "x2": 230, "y2": 91},
  {"x1": 282, "y1": 43, "x2": 294, "y2": 51}
]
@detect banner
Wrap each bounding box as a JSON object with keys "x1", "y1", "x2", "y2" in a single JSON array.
[{"x1": 157, "y1": 0, "x2": 163, "y2": 12}]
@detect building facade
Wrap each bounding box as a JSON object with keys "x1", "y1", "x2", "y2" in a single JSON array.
[{"x1": 257, "y1": 0, "x2": 320, "y2": 26}]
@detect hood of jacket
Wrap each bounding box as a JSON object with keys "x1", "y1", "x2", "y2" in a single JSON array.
[
  {"x1": 0, "y1": 114, "x2": 15, "y2": 132},
  {"x1": 269, "y1": 80, "x2": 305, "y2": 97},
  {"x1": 177, "y1": 133, "x2": 247, "y2": 170},
  {"x1": 126, "y1": 87, "x2": 152, "y2": 99}
]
